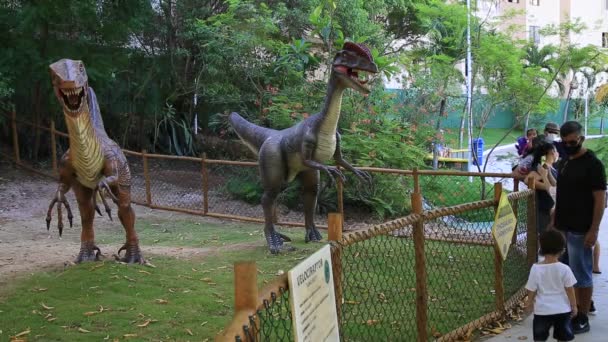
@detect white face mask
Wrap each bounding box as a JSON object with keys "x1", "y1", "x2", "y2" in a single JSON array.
[{"x1": 546, "y1": 133, "x2": 558, "y2": 142}]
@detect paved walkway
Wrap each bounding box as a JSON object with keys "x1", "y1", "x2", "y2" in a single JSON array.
[
  {"x1": 482, "y1": 216, "x2": 608, "y2": 342},
  {"x1": 480, "y1": 135, "x2": 608, "y2": 341}
]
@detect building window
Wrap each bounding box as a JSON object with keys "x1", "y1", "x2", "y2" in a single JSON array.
[
  {"x1": 530, "y1": 0, "x2": 539, "y2": 5},
  {"x1": 507, "y1": 0, "x2": 520, "y2": 3},
  {"x1": 603, "y1": 33, "x2": 608, "y2": 48},
  {"x1": 529, "y1": 26, "x2": 540, "y2": 44}
]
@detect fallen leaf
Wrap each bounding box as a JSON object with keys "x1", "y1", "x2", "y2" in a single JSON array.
[
  {"x1": 78, "y1": 328, "x2": 91, "y2": 333},
  {"x1": 33, "y1": 288, "x2": 48, "y2": 292},
  {"x1": 365, "y1": 319, "x2": 380, "y2": 326},
  {"x1": 41, "y1": 303, "x2": 54, "y2": 310},
  {"x1": 201, "y1": 321, "x2": 208, "y2": 326},
  {"x1": 155, "y1": 299, "x2": 169, "y2": 304},
  {"x1": 138, "y1": 270, "x2": 152, "y2": 275},
  {"x1": 344, "y1": 300, "x2": 360, "y2": 305},
  {"x1": 185, "y1": 328, "x2": 193, "y2": 336},
  {"x1": 84, "y1": 311, "x2": 97, "y2": 316},
  {"x1": 47, "y1": 317, "x2": 57, "y2": 322},
  {"x1": 14, "y1": 330, "x2": 30, "y2": 337},
  {"x1": 137, "y1": 320, "x2": 152, "y2": 328},
  {"x1": 123, "y1": 333, "x2": 138, "y2": 338},
  {"x1": 123, "y1": 276, "x2": 136, "y2": 282},
  {"x1": 201, "y1": 278, "x2": 213, "y2": 282}
]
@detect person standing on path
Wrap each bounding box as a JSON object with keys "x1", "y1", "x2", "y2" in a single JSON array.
[
  {"x1": 525, "y1": 230, "x2": 577, "y2": 342},
  {"x1": 554, "y1": 121, "x2": 607, "y2": 334}
]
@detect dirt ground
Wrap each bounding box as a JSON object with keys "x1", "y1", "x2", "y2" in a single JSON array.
[{"x1": 0, "y1": 159, "x2": 256, "y2": 289}]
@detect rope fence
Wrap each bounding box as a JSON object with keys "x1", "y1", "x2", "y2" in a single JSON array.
[{"x1": 218, "y1": 182, "x2": 536, "y2": 341}]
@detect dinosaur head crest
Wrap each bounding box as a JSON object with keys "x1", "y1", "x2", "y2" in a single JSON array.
[
  {"x1": 332, "y1": 42, "x2": 379, "y2": 94},
  {"x1": 49, "y1": 59, "x2": 89, "y2": 117}
]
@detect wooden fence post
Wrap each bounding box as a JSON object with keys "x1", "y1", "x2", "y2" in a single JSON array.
[
  {"x1": 493, "y1": 183, "x2": 505, "y2": 314},
  {"x1": 526, "y1": 178, "x2": 537, "y2": 267},
  {"x1": 234, "y1": 261, "x2": 259, "y2": 312},
  {"x1": 142, "y1": 150, "x2": 152, "y2": 207},
  {"x1": 336, "y1": 174, "x2": 344, "y2": 218},
  {"x1": 202, "y1": 153, "x2": 209, "y2": 214},
  {"x1": 328, "y1": 213, "x2": 343, "y2": 323},
  {"x1": 511, "y1": 180, "x2": 519, "y2": 246},
  {"x1": 11, "y1": 110, "x2": 20, "y2": 164},
  {"x1": 411, "y1": 191, "x2": 428, "y2": 342},
  {"x1": 50, "y1": 120, "x2": 58, "y2": 176},
  {"x1": 413, "y1": 167, "x2": 421, "y2": 194}
]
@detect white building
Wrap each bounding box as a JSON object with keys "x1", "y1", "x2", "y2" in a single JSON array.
[{"x1": 479, "y1": 0, "x2": 608, "y2": 48}]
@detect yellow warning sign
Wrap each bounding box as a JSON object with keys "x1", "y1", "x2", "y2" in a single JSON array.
[{"x1": 491, "y1": 192, "x2": 518, "y2": 260}]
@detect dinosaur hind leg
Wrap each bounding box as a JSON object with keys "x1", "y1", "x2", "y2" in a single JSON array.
[
  {"x1": 114, "y1": 185, "x2": 144, "y2": 264},
  {"x1": 73, "y1": 183, "x2": 102, "y2": 263},
  {"x1": 259, "y1": 141, "x2": 293, "y2": 254},
  {"x1": 299, "y1": 170, "x2": 322, "y2": 243}
]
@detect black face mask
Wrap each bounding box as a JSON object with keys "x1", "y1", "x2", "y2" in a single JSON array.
[{"x1": 563, "y1": 143, "x2": 582, "y2": 155}]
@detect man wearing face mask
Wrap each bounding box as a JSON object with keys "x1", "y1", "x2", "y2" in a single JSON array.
[
  {"x1": 544, "y1": 122, "x2": 567, "y2": 159},
  {"x1": 554, "y1": 121, "x2": 606, "y2": 334}
]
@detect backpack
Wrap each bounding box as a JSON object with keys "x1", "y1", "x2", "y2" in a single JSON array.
[{"x1": 515, "y1": 136, "x2": 528, "y2": 156}]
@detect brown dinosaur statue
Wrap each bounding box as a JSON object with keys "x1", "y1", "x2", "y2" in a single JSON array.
[
  {"x1": 46, "y1": 59, "x2": 144, "y2": 264},
  {"x1": 229, "y1": 42, "x2": 378, "y2": 254}
]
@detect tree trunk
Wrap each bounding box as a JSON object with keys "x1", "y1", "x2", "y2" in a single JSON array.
[
  {"x1": 33, "y1": 20, "x2": 49, "y2": 161},
  {"x1": 601, "y1": 116, "x2": 605, "y2": 134},
  {"x1": 432, "y1": 97, "x2": 447, "y2": 170},
  {"x1": 563, "y1": 86, "x2": 574, "y2": 124}
]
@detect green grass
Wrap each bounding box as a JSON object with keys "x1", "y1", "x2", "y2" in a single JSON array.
[
  {"x1": 0, "y1": 221, "x2": 315, "y2": 341},
  {"x1": 442, "y1": 128, "x2": 525, "y2": 150},
  {"x1": 339, "y1": 237, "x2": 525, "y2": 340},
  {"x1": 0, "y1": 218, "x2": 525, "y2": 341},
  {"x1": 95, "y1": 219, "x2": 289, "y2": 248}
]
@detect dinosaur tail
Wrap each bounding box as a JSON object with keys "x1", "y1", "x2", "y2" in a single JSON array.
[{"x1": 229, "y1": 112, "x2": 276, "y2": 156}]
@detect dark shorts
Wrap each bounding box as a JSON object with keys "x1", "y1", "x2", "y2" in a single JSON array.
[{"x1": 533, "y1": 312, "x2": 574, "y2": 341}]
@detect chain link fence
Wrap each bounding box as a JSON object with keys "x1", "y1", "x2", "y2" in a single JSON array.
[
  {"x1": 221, "y1": 188, "x2": 535, "y2": 341},
  {"x1": 1, "y1": 113, "x2": 518, "y2": 232},
  {"x1": 2, "y1": 113, "x2": 534, "y2": 341}
]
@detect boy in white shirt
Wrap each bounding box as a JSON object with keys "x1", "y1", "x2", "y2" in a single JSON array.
[{"x1": 525, "y1": 230, "x2": 577, "y2": 341}]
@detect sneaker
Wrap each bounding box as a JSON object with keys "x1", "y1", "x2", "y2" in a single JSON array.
[
  {"x1": 590, "y1": 300, "x2": 597, "y2": 316},
  {"x1": 573, "y1": 314, "x2": 590, "y2": 334}
]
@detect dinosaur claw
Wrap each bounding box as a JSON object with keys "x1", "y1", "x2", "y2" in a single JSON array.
[
  {"x1": 305, "y1": 227, "x2": 323, "y2": 243},
  {"x1": 106, "y1": 208, "x2": 113, "y2": 221},
  {"x1": 266, "y1": 230, "x2": 295, "y2": 254},
  {"x1": 46, "y1": 217, "x2": 51, "y2": 231},
  {"x1": 76, "y1": 242, "x2": 103, "y2": 263},
  {"x1": 114, "y1": 243, "x2": 145, "y2": 264},
  {"x1": 95, "y1": 205, "x2": 102, "y2": 216}
]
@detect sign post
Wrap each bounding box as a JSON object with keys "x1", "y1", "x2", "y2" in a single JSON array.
[
  {"x1": 288, "y1": 244, "x2": 340, "y2": 342},
  {"x1": 492, "y1": 192, "x2": 518, "y2": 260}
]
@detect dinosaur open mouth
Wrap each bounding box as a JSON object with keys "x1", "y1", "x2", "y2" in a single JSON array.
[
  {"x1": 59, "y1": 87, "x2": 85, "y2": 114},
  {"x1": 334, "y1": 65, "x2": 371, "y2": 88}
]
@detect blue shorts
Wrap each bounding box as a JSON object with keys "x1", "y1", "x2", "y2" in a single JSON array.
[
  {"x1": 533, "y1": 312, "x2": 574, "y2": 341},
  {"x1": 561, "y1": 232, "x2": 593, "y2": 288}
]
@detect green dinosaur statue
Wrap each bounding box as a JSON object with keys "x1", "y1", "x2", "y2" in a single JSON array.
[
  {"x1": 229, "y1": 42, "x2": 378, "y2": 254},
  {"x1": 46, "y1": 59, "x2": 144, "y2": 264}
]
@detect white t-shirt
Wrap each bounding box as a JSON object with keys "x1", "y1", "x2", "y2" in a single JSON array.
[{"x1": 525, "y1": 262, "x2": 577, "y2": 315}]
